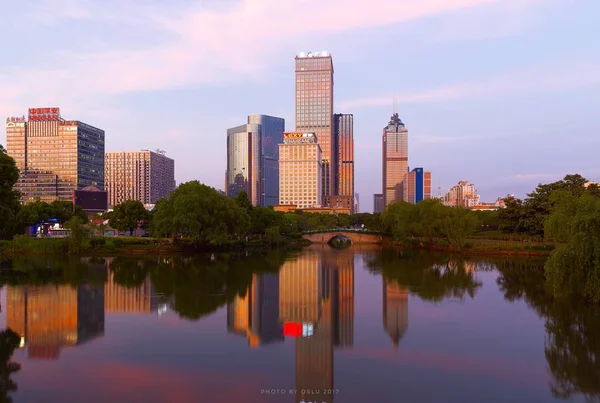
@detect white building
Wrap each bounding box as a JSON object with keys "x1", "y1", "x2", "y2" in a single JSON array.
[
  {"x1": 443, "y1": 180, "x2": 480, "y2": 208},
  {"x1": 278, "y1": 132, "x2": 322, "y2": 209}
]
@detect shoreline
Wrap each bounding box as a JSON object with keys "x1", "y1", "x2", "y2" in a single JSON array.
[
  {"x1": 0, "y1": 236, "x2": 553, "y2": 259},
  {"x1": 384, "y1": 240, "x2": 553, "y2": 258}
]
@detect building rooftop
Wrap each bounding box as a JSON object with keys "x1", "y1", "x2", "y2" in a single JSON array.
[{"x1": 297, "y1": 51, "x2": 330, "y2": 58}]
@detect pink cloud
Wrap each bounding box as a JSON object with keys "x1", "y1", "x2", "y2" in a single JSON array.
[{"x1": 0, "y1": 0, "x2": 506, "y2": 116}]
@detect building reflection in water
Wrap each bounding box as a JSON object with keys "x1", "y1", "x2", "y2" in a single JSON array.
[
  {"x1": 227, "y1": 273, "x2": 284, "y2": 348},
  {"x1": 105, "y1": 271, "x2": 159, "y2": 314},
  {"x1": 382, "y1": 279, "x2": 409, "y2": 349},
  {"x1": 283, "y1": 248, "x2": 355, "y2": 403},
  {"x1": 6, "y1": 283, "x2": 105, "y2": 360}
]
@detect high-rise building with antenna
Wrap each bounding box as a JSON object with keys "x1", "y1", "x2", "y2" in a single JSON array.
[{"x1": 382, "y1": 113, "x2": 409, "y2": 207}]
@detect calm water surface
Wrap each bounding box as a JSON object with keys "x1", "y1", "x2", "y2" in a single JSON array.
[{"x1": 0, "y1": 246, "x2": 598, "y2": 403}]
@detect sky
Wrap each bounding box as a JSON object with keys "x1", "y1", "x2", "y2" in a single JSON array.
[{"x1": 1, "y1": 0, "x2": 599, "y2": 212}]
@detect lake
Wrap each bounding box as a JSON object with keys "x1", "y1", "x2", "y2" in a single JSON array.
[{"x1": 0, "y1": 245, "x2": 598, "y2": 403}]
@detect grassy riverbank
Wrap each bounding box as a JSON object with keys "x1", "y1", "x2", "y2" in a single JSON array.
[{"x1": 0, "y1": 235, "x2": 311, "y2": 258}]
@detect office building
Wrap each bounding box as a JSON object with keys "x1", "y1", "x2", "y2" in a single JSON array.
[
  {"x1": 226, "y1": 115, "x2": 284, "y2": 207},
  {"x1": 227, "y1": 273, "x2": 284, "y2": 348},
  {"x1": 279, "y1": 132, "x2": 322, "y2": 209},
  {"x1": 248, "y1": 114, "x2": 285, "y2": 207},
  {"x1": 333, "y1": 113, "x2": 354, "y2": 205},
  {"x1": 443, "y1": 180, "x2": 480, "y2": 208},
  {"x1": 105, "y1": 150, "x2": 175, "y2": 207},
  {"x1": 373, "y1": 193, "x2": 384, "y2": 214},
  {"x1": 6, "y1": 283, "x2": 105, "y2": 359},
  {"x1": 382, "y1": 113, "x2": 408, "y2": 207},
  {"x1": 5, "y1": 108, "x2": 105, "y2": 203},
  {"x1": 354, "y1": 193, "x2": 359, "y2": 214},
  {"x1": 295, "y1": 52, "x2": 334, "y2": 197},
  {"x1": 323, "y1": 195, "x2": 353, "y2": 211},
  {"x1": 382, "y1": 279, "x2": 408, "y2": 349},
  {"x1": 401, "y1": 168, "x2": 432, "y2": 204}
]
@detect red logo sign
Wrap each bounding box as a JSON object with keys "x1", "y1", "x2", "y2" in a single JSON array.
[
  {"x1": 28, "y1": 107, "x2": 61, "y2": 122},
  {"x1": 283, "y1": 322, "x2": 302, "y2": 337}
]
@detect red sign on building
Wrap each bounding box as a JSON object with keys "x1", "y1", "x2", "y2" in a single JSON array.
[
  {"x1": 283, "y1": 322, "x2": 302, "y2": 338},
  {"x1": 28, "y1": 107, "x2": 60, "y2": 122}
]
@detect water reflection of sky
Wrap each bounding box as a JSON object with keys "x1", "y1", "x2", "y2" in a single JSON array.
[{"x1": 0, "y1": 249, "x2": 591, "y2": 403}]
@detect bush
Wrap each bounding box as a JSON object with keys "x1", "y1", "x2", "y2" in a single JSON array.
[
  {"x1": 112, "y1": 239, "x2": 125, "y2": 248},
  {"x1": 90, "y1": 238, "x2": 106, "y2": 249}
]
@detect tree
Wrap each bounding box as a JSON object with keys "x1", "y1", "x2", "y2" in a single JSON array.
[
  {"x1": 0, "y1": 148, "x2": 21, "y2": 239},
  {"x1": 64, "y1": 216, "x2": 89, "y2": 254},
  {"x1": 442, "y1": 207, "x2": 479, "y2": 249},
  {"x1": 152, "y1": 181, "x2": 250, "y2": 245},
  {"x1": 381, "y1": 201, "x2": 417, "y2": 241},
  {"x1": 544, "y1": 193, "x2": 600, "y2": 302},
  {"x1": 234, "y1": 191, "x2": 253, "y2": 213},
  {"x1": 413, "y1": 199, "x2": 447, "y2": 243},
  {"x1": 520, "y1": 174, "x2": 589, "y2": 237},
  {"x1": 0, "y1": 328, "x2": 21, "y2": 403},
  {"x1": 497, "y1": 196, "x2": 524, "y2": 233},
  {"x1": 110, "y1": 200, "x2": 149, "y2": 235}
]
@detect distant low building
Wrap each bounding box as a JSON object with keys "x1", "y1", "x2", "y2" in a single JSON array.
[
  {"x1": 443, "y1": 180, "x2": 480, "y2": 208},
  {"x1": 401, "y1": 168, "x2": 432, "y2": 204},
  {"x1": 73, "y1": 186, "x2": 108, "y2": 218}
]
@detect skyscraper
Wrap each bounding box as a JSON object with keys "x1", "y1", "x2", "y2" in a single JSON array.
[
  {"x1": 226, "y1": 115, "x2": 284, "y2": 207},
  {"x1": 279, "y1": 132, "x2": 322, "y2": 208},
  {"x1": 333, "y1": 113, "x2": 354, "y2": 199},
  {"x1": 226, "y1": 123, "x2": 261, "y2": 205},
  {"x1": 295, "y1": 52, "x2": 334, "y2": 197},
  {"x1": 248, "y1": 114, "x2": 285, "y2": 207},
  {"x1": 401, "y1": 168, "x2": 432, "y2": 204},
  {"x1": 382, "y1": 113, "x2": 408, "y2": 207},
  {"x1": 105, "y1": 150, "x2": 175, "y2": 207},
  {"x1": 5, "y1": 108, "x2": 105, "y2": 203}
]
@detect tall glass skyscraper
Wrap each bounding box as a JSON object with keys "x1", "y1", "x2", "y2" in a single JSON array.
[
  {"x1": 333, "y1": 113, "x2": 354, "y2": 200},
  {"x1": 382, "y1": 113, "x2": 409, "y2": 207},
  {"x1": 295, "y1": 52, "x2": 334, "y2": 197},
  {"x1": 248, "y1": 114, "x2": 285, "y2": 207},
  {"x1": 226, "y1": 115, "x2": 284, "y2": 207}
]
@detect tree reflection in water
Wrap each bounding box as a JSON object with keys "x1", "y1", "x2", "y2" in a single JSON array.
[
  {"x1": 0, "y1": 329, "x2": 21, "y2": 403},
  {"x1": 493, "y1": 259, "x2": 600, "y2": 402},
  {"x1": 365, "y1": 248, "x2": 482, "y2": 302}
]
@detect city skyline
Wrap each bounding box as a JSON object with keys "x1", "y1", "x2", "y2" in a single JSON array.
[{"x1": 1, "y1": 1, "x2": 599, "y2": 212}]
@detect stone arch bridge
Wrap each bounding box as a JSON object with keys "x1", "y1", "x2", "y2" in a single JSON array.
[{"x1": 302, "y1": 230, "x2": 383, "y2": 245}]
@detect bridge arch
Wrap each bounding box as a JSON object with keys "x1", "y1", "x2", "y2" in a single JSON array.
[{"x1": 301, "y1": 230, "x2": 382, "y2": 245}]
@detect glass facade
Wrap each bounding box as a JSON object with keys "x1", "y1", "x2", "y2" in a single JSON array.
[
  {"x1": 382, "y1": 113, "x2": 409, "y2": 207},
  {"x1": 295, "y1": 54, "x2": 334, "y2": 197},
  {"x1": 373, "y1": 193, "x2": 384, "y2": 214},
  {"x1": 226, "y1": 124, "x2": 261, "y2": 205},
  {"x1": 248, "y1": 114, "x2": 285, "y2": 207},
  {"x1": 6, "y1": 115, "x2": 105, "y2": 204},
  {"x1": 333, "y1": 114, "x2": 354, "y2": 205}
]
